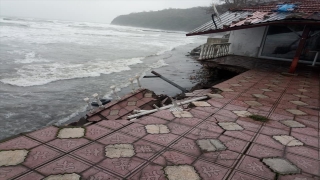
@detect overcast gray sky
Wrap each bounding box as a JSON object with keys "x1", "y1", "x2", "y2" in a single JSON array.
[{"x1": 0, "y1": 0, "x2": 217, "y2": 23}]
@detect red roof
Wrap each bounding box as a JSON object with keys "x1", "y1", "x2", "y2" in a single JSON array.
[
  {"x1": 234, "y1": 0, "x2": 320, "y2": 14},
  {"x1": 187, "y1": 0, "x2": 320, "y2": 36}
]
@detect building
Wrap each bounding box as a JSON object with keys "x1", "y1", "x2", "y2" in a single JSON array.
[{"x1": 187, "y1": 0, "x2": 320, "y2": 73}]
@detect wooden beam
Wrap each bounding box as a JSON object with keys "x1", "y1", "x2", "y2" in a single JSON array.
[{"x1": 289, "y1": 26, "x2": 311, "y2": 73}]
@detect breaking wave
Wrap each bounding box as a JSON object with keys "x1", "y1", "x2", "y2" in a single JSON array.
[{"x1": 1, "y1": 57, "x2": 144, "y2": 87}]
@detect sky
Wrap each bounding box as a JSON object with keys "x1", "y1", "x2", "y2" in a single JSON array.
[{"x1": 0, "y1": 0, "x2": 218, "y2": 23}]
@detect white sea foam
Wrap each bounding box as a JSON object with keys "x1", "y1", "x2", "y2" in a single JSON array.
[
  {"x1": 149, "y1": 59, "x2": 169, "y2": 69},
  {"x1": 1, "y1": 57, "x2": 143, "y2": 87},
  {"x1": 14, "y1": 52, "x2": 50, "y2": 64}
]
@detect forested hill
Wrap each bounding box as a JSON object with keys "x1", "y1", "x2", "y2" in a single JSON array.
[{"x1": 110, "y1": 7, "x2": 214, "y2": 32}]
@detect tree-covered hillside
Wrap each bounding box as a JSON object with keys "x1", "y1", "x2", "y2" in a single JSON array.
[{"x1": 111, "y1": 7, "x2": 215, "y2": 32}]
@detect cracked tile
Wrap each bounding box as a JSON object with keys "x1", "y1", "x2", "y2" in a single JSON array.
[
  {"x1": 196, "y1": 139, "x2": 226, "y2": 152},
  {"x1": 290, "y1": 101, "x2": 308, "y2": 106},
  {"x1": 57, "y1": 127, "x2": 85, "y2": 139},
  {"x1": 286, "y1": 109, "x2": 307, "y2": 115},
  {"x1": 273, "y1": 135, "x2": 303, "y2": 146},
  {"x1": 145, "y1": 124, "x2": 170, "y2": 134},
  {"x1": 105, "y1": 144, "x2": 135, "y2": 158},
  {"x1": 280, "y1": 120, "x2": 306, "y2": 128},
  {"x1": 233, "y1": 110, "x2": 252, "y2": 117},
  {"x1": 262, "y1": 158, "x2": 300, "y2": 175},
  {"x1": 164, "y1": 165, "x2": 200, "y2": 180},
  {"x1": 0, "y1": 150, "x2": 28, "y2": 166},
  {"x1": 218, "y1": 122, "x2": 244, "y2": 131}
]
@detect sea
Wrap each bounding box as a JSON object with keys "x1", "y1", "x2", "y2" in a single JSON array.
[{"x1": 0, "y1": 17, "x2": 206, "y2": 140}]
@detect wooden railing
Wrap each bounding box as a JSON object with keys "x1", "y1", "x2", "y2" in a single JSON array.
[{"x1": 199, "y1": 43, "x2": 231, "y2": 60}]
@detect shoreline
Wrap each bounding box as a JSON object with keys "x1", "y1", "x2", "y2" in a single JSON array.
[{"x1": 63, "y1": 42, "x2": 205, "y2": 125}]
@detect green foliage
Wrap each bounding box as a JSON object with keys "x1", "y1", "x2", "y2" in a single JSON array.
[
  {"x1": 111, "y1": 7, "x2": 215, "y2": 31},
  {"x1": 248, "y1": 115, "x2": 269, "y2": 122}
]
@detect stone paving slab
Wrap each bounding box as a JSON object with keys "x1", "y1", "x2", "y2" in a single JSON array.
[{"x1": 0, "y1": 67, "x2": 319, "y2": 180}]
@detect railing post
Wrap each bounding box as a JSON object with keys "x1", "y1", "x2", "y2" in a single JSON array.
[{"x1": 199, "y1": 45, "x2": 204, "y2": 60}]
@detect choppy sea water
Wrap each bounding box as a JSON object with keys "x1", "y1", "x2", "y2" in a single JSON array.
[{"x1": 0, "y1": 17, "x2": 205, "y2": 140}]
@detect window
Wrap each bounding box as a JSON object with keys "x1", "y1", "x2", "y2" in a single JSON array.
[{"x1": 261, "y1": 25, "x2": 320, "y2": 62}]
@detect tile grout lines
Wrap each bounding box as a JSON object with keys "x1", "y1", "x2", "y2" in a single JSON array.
[{"x1": 126, "y1": 70, "x2": 270, "y2": 179}]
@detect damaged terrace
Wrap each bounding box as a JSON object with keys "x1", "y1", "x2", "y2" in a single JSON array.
[{"x1": 0, "y1": 0, "x2": 319, "y2": 179}]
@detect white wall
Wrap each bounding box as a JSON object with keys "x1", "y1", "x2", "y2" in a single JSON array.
[{"x1": 228, "y1": 26, "x2": 266, "y2": 57}]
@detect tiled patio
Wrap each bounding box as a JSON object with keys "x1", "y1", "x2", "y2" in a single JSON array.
[{"x1": 0, "y1": 60, "x2": 319, "y2": 179}]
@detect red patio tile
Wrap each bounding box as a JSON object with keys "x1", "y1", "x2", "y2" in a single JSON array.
[
  {"x1": 236, "y1": 118, "x2": 262, "y2": 132},
  {"x1": 136, "y1": 116, "x2": 168, "y2": 125},
  {"x1": 170, "y1": 137, "x2": 201, "y2": 157},
  {"x1": 143, "y1": 133, "x2": 179, "y2": 146},
  {"x1": 189, "y1": 109, "x2": 211, "y2": 119},
  {"x1": 207, "y1": 99, "x2": 225, "y2": 108},
  {"x1": 27, "y1": 126, "x2": 59, "y2": 143},
  {"x1": 81, "y1": 166, "x2": 121, "y2": 180},
  {"x1": 236, "y1": 155, "x2": 275, "y2": 179},
  {"x1": 98, "y1": 157, "x2": 146, "y2": 178},
  {"x1": 229, "y1": 171, "x2": 270, "y2": 180},
  {"x1": 128, "y1": 163, "x2": 166, "y2": 180},
  {"x1": 23, "y1": 145, "x2": 62, "y2": 168},
  {"x1": 98, "y1": 132, "x2": 138, "y2": 145},
  {"x1": 200, "y1": 150, "x2": 241, "y2": 168},
  {"x1": 224, "y1": 104, "x2": 248, "y2": 111},
  {"x1": 295, "y1": 118, "x2": 318, "y2": 129},
  {"x1": 120, "y1": 123, "x2": 147, "y2": 138},
  {"x1": 286, "y1": 146, "x2": 319, "y2": 160},
  {"x1": 264, "y1": 120, "x2": 290, "y2": 130},
  {"x1": 197, "y1": 121, "x2": 224, "y2": 134},
  {"x1": 213, "y1": 114, "x2": 237, "y2": 122},
  {"x1": 246, "y1": 143, "x2": 283, "y2": 159},
  {"x1": 259, "y1": 126, "x2": 290, "y2": 136},
  {"x1": 0, "y1": 136, "x2": 40, "y2": 150},
  {"x1": 47, "y1": 138, "x2": 90, "y2": 153},
  {"x1": 193, "y1": 159, "x2": 230, "y2": 180},
  {"x1": 0, "y1": 166, "x2": 28, "y2": 180},
  {"x1": 291, "y1": 132, "x2": 318, "y2": 148},
  {"x1": 70, "y1": 142, "x2": 105, "y2": 164},
  {"x1": 85, "y1": 124, "x2": 112, "y2": 140},
  {"x1": 193, "y1": 106, "x2": 219, "y2": 114},
  {"x1": 133, "y1": 139, "x2": 164, "y2": 160},
  {"x1": 285, "y1": 153, "x2": 319, "y2": 176},
  {"x1": 166, "y1": 122, "x2": 192, "y2": 135},
  {"x1": 153, "y1": 149, "x2": 196, "y2": 166},
  {"x1": 151, "y1": 110, "x2": 175, "y2": 121},
  {"x1": 292, "y1": 127, "x2": 318, "y2": 137},
  {"x1": 223, "y1": 130, "x2": 256, "y2": 142},
  {"x1": 278, "y1": 173, "x2": 318, "y2": 180},
  {"x1": 216, "y1": 109, "x2": 242, "y2": 120},
  {"x1": 296, "y1": 115, "x2": 319, "y2": 122},
  {"x1": 253, "y1": 134, "x2": 284, "y2": 150},
  {"x1": 172, "y1": 117, "x2": 203, "y2": 127},
  {"x1": 14, "y1": 171, "x2": 44, "y2": 180},
  {"x1": 219, "y1": 135, "x2": 249, "y2": 153},
  {"x1": 184, "y1": 128, "x2": 220, "y2": 140},
  {"x1": 87, "y1": 115, "x2": 102, "y2": 122},
  {"x1": 269, "y1": 113, "x2": 294, "y2": 121},
  {"x1": 36, "y1": 155, "x2": 90, "y2": 176},
  {"x1": 96, "y1": 120, "x2": 131, "y2": 130}
]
